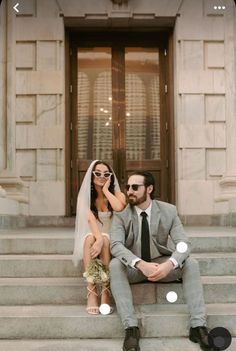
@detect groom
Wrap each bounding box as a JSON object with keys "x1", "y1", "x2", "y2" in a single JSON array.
[{"x1": 109, "y1": 171, "x2": 212, "y2": 351}]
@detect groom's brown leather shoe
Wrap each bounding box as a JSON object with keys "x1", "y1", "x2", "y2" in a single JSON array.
[
  {"x1": 189, "y1": 326, "x2": 212, "y2": 351},
  {"x1": 123, "y1": 327, "x2": 140, "y2": 351}
]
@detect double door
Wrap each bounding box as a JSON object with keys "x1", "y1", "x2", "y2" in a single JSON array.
[{"x1": 69, "y1": 33, "x2": 174, "y2": 214}]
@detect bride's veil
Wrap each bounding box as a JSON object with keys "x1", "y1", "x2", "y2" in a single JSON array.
[{"x1": 72, "y1": 160, "x2": 121, "y2": 266}]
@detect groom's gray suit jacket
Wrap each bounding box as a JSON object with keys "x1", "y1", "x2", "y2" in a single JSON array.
[{"x1": 110, "y1": 200, "x2": 191, "y2": 268}]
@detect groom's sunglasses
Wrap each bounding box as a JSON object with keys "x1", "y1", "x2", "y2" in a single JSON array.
[
  {"x1": 125, "y1": 184, "x2": 145, "y2": 191},
  {"x1": 92, "y1": 171, "x2": 112, "y2": 178}
]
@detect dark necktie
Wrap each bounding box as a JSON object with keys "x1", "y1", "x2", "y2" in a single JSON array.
[{"x1": 140, "y1": 211, "x2": 151, "y2": 262}]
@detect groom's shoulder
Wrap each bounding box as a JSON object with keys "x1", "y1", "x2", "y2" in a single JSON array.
[{"x1": 153, "y1": 200, "x2": 177, "y2": 213}]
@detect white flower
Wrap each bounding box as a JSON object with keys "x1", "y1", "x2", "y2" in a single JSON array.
[
  {"x1": 86, "y1": 276, "x2": 94, "y2": 284},
  {"x1": 101, "y1": 271, "x2": 108, "y2": 282}
]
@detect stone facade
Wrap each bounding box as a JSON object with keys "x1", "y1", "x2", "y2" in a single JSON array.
[{"x1": 0, "y1": 0, "x2": 235, "y2": 221}]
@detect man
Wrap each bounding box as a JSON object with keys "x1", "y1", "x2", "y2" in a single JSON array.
[{"x1": 109, "y1": 171, "x2": 211, "y2": 351}]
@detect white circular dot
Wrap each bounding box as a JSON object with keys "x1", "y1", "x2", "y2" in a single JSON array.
[
  {"x1": 214, "y1": 6, "x2": 217, "y2": 9},
  {"x1": 99, "y1": 303, "x2": 111, "y2": 315},
  {"x1": 218, "y1": 6, "x2": 222, "y2": 9},
  {"x1": 166, "y1": 291, "x2": 178, "y2": 303},
  {"x1": 222, "y1": 6, "x2": 225, "y2": 9},
  {"x1": 176, "y1": 242, "x2": 188, "y2": 253}
]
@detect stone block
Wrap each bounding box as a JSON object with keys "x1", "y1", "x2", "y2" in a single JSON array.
[
  {"x1": 214, "y1": 123, "x2": 226, "y2": 148},
  {"x1": 207, "y1": 149, "x2": 226, "y2": 177},
  {"x1": 37, "y1": 0, "x2": 60, "y2": 17},
  {"x1": 229, "y1": 198, "x2": 236, "y2": 213},
  {"x1": 177, "y1": 16, "x2": 224, "y2": 40},
  {"x1": 15, "y1": 0, "x2": 36, "y2": 16},
  {"x1": 16, "y1": 71, "x2": 63, "y2": 95},
  {"x1": 16, "y1": 125, "x2": 64, "y2": 149},
  {"x1": 181, "y1": 94, "x2": 204, "y2": 124},
  {"x1": 178, "y1": 180, "x2": 214, "y2": 215},
  {"x1": 132, "y1": 0, "x2": 183, "y2": 16},
  {"x1": 37, "y1": 150, "x2": 57, "y2": 181},
  {"x1": 182, "y1": 148, "x2": 205, "y2": 180},
  {"x1": 213, "y1": 200, "x2": 228, "y2": 215},
  {"x1": 29, "y1": 181, "x2": 65, "y2": 215},
  {"x1": 204, "y1": 0, "x2": 229, "y2": 16},
  {"x1": 37, "y1": 95, "x2": 58, "y2": 125},
  {"x1": 179, "y1": 69, "x2": 225, "y2": 94},
  {"x1": 0, "y1": 198, "x2": 19, "y2": 215},
  {"x1": 16, "y1": 96, "x2": 36, "y2": 123},
  {"x1": 58, "y1": 0, "x2": 110, "y2": 16},
  {"x1": 182, "y1": 40, "x2": 203, "y2": 70},
  {"x1": 205, "y1": 94, "x2": 225, "y2": 122},
  {"x1": 213, "y1": 69, "x2": 225, "y2": 93},
  {"x1": 205, "y1": 41, "x2": 224, "y2": 68},
  {"x1": 178, "y1": 125, "x2": 214, "y2": 148},
  {"x1": 37, "y1": 41, "x2": 58, "y2": 71},
  {"x1": 15, "y1": 42, "x2": 36, "y2": 69},
  {"x1": 16, "y1": 150, "x2": 36, "y2": 179},
  {"x1": 15, "y1": 18, "x2": 64, "y2": 41},
  {"x1": 132, "y1": 283, "x2": 156, "y2": 305}
]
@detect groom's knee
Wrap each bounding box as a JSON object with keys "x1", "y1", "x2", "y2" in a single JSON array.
[
  {"x1": 183, "y1": 257, "x2": 200, "y2": 274},
  {"x1": 109, "y1": 257, "x2": 123, "y2": 273}
]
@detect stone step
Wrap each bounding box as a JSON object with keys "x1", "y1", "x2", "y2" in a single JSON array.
[
  {"x1": 0, "y1": 338, "x2": 235, "y2": 351},
  {"x1": 0, "y1": 276, "x2": 235, "y2": 305},
  {"x1": 185, "y1": 226, "x2": 236, "y2": 253},
  {"x1": 0, "y1": 226, "x2": 235, "y2": 254},
  {"x1": 0, "y1": 253, "x2": 235, "y2": 277},
  {"x1": 0, "y1": 304, "x2": 235, "y2": 339}
]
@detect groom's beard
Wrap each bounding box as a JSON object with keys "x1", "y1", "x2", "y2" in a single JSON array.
[{"x1": 128, "y1": 189, "x2": 147, "y2": 206}]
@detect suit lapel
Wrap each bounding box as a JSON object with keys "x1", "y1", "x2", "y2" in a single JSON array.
[
  {"x1": 150, "y1": 200, "x2": 161, "y2": 236},
  {"x1": 131, "y1": 206, "x2": 139, "y2": 238}
]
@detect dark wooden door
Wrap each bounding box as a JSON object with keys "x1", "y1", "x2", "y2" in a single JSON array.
[{"x1": 69, "y1": 33, "x2": 173, "y2": 214}]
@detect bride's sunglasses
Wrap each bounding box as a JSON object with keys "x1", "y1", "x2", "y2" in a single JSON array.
[{"x1": 92, "y1": 171, "x2": 112, "y2": 178}]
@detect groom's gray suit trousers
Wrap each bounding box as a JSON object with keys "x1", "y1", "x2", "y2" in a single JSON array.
[{"x1": 109, "y1": 256, "x2": 207, "y2": 329}]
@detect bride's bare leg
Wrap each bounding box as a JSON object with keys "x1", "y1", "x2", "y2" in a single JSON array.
[
  {"x1": 99, "y1": 236, "x2": 112, "y2": 306},
  {"x1": 83, "y1": 235, "x2": 99, "y2": 314}
]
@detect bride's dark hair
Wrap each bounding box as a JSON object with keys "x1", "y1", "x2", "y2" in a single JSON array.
[{"x1": 90, "y1": 161, "x2": 115, "y2": 222}]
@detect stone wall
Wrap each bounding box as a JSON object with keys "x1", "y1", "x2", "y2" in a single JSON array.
[
  {"x1": 175, "y1": 0, "x2": 236, "y2": 216},
  {"x1": 0, "y1": 0, "x2": 235, "y2": 219},
  {"x1": 0, "y1": 0, "x2": 65, "y2": 215}
]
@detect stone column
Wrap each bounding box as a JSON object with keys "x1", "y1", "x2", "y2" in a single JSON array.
[
  {"x1": 0, "y1": 0, "x2": 7, "y2": 171},
  {"x1": 218, "y1": 4, "x2": 236, "y2": 204}
]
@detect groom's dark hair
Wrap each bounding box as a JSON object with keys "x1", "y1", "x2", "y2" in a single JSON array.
[{"x1": 129, "y1": 171, "x2": 155, "y2": 199}]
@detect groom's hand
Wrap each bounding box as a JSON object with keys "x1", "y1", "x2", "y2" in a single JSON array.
[
  {"x1": 147, "y1": 260, "x2": 173, "y2": 282},
  {"x1": 135, "y1": 260, "x2": 159, "y2": 277}
]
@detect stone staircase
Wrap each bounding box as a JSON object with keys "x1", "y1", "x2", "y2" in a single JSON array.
[{"x1": 0, "y1": 226, "x2": 235, "y2": 350}]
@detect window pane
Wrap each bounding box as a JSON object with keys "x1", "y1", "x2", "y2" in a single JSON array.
[
  {"x1": 77, "y1": 48, "x2": 112, "y2": 160},
  {"x1": 125, "y1": 48, "x2": 160, "y2": 160}
]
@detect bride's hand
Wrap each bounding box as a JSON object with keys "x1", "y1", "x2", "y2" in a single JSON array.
[
  {"x1": 102, "y1": 176, "x2": 111, "y2": 193},
  {"x1": 90, "y1": 238, "x2": 103, "y2": 258}
]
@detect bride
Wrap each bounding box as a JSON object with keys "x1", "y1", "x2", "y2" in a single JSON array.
[{"x1": 73, "y1": 160, "x2": 126, "y2": 314}]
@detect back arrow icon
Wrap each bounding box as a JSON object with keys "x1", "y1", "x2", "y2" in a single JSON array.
[{"x1": 13, "y1": 3, "x2": 19, "y2": 13}]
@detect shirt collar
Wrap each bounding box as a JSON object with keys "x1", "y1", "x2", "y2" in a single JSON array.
[{"x1": 135, "y1": 201, "x2": 152, "y2": 217}]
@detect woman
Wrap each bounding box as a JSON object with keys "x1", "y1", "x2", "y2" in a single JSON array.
[{"x1": 73, "y1": 160, "x2": 126, "y2": 315}]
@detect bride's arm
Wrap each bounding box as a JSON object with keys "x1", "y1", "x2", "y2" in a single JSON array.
[{"x1": 101, "y1": 177, "x2": 125, "y2": 211}]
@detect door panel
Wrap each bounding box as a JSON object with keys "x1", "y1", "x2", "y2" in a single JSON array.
[
  {"x1": 70, "y1": 33, "x2": 172, "y2": 214},
  {"x1": 124, "y1": 47, "x2": 165, "y2": 199}
]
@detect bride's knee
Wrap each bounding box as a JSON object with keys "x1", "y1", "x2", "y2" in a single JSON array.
[{"x1": 84, "y1": 234, "x2": 95, "y2": 248}]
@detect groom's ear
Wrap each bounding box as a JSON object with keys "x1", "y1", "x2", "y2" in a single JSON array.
[{"x1": 147, "y1": 185, "x2": 153, "y2": 194}]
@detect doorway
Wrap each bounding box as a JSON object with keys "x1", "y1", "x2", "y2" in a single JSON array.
[{"x1": 68, "y1": 32, "x2": 174, "y2": 214}]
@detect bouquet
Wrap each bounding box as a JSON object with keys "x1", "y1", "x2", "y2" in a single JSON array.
[{"x1": 83, "y1": 258, "x2": 110, "y2": 284}]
